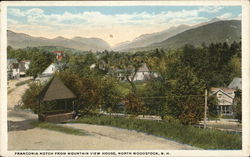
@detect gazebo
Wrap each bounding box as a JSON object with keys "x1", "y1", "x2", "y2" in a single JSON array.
[{"x1": 38, "y1": 76, "x2": 76, "y2": 122}]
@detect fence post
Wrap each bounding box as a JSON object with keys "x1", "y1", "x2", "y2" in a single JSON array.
[{"x1": 204, "y1": 89, "x2": 208, "y2": 129}]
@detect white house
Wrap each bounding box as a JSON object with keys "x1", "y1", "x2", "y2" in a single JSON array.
[
  {"x1": 35, "y1": 63, "x2": 61, "y2": 83},
  {"x1": 134, "y1": 63, "x2": 157, "y2": 81},
  {"x1": 210, "y1": 88, "x2": 235, "y2": 115}
]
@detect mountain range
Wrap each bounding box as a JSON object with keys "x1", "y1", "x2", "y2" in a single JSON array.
[
  {"x1": 7, "y1": 18, "x2": 241, "y2": 52},
  {"x1": 127, "y1": 20, "x2": 241, "y2": 52},
  {"x1": 112, "y1": 18, "x2": 223, "y2": 51},
  {"x1": 7, "y1": 31, "x2": 111, "y2": 52}
]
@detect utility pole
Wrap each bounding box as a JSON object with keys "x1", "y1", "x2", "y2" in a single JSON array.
[{"x1": 204, "y1": 89, "x2": 208, "y2": 129}]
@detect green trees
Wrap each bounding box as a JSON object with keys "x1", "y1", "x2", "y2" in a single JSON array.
[
  {"x1": 207, "y1": 95, "x2": 219, "y2": 119},
  {"x1": 182, "y1": 42, "x2": 241, "y2": 88},
  {"x1": 57, "y1": 71, "x2": 102, "y2": 114},
  {"x1": 124, "y1": 93, "x2": 147, "y2": 116},
  {"x1": 142, "y1": 79, "x2": 169, "y2": 119},
  {"x1": 116, "y1": 53, "x2": 144, "y2": 94},
  {"x1": 167, "y1": 64, "x2": 205, "y2": 125},
  {"x1": 26, "y1": 51, "x2": 54, "y2": 77},
  {"x1": 67, "y1": 53, "x2": 97, "y2": 78},
  {"x1": 234, "y1": 89, "x2": 242, "y2": 122},
  {"x1": 22, "y1": 82, "x2": 44, "y2": 113},
  {"x1": 100, "y1": 77, "x2": 123, "y2": 115}
]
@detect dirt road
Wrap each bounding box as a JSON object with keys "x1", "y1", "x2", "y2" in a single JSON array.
[
  {"x1": 8, "y1": 78, "x2": 198, "y2": 150},
  {"x1": 7, "y1": 77, "x2": 31, "y2": 110}
]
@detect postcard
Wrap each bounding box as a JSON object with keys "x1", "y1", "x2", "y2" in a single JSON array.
[{"x1": 0, "y1": 0, "x2": 249, "y2": 157}]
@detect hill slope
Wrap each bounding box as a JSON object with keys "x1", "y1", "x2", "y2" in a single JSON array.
[
  {"x1": 113, "y1": 24, "x2": 191, "y2": 51},
  {"x1": 113, "y1": 18, "x2": 222, "y2": 51},
  {"x1": 149, "y1": 20, "x2": 241, "y2": 50},
  {"x1": 7, "y1": 30, "x2": 111, "y2": 52}
]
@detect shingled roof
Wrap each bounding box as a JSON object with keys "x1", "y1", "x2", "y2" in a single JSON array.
[{"x1": 40, "y1": 77, "x2": 76, "y2": 102}]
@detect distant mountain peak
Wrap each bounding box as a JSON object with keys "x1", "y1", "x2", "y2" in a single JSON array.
[
  {"x1": 54, "y1": 36, "x2": 67, "y2": 40},
  {"x1": 210, "y1": 17, "x2": 221, "y2": 22}
]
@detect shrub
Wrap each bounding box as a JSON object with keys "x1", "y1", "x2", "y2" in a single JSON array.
[
  {"x1": 22, "y1": 82, "x2": 44, "y2": 113},
  {"x1": 124, "y1": 93, "x2": 147, "y2": 116}
]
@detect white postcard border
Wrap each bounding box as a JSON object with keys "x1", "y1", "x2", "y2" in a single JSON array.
[{"x1": 1, "y1": 1, "x2": 249, "y2": 157}]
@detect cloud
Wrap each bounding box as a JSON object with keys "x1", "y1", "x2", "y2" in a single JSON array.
[
  {"x1": 8, "y1": 7, "x2": 220, "y2": 27},
  {"x1": 8, "y1": 8, "x2": 44, "y2": 17},
  {"x1": 217, "y1": 13, "x2": 234, "y2": 19},
  {"x1": 8, "y1": 8, "x2": 26, "y2": 17},
  {"x1": 198, "y1": 6, "x2": 224, "y2": 13}
]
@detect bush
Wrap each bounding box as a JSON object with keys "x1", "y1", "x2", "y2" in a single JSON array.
[
  {"x1": 124, "y1": 93, "x2": 147, "y2": 116},
  {"x1": 22, "y1": 82, "x2": 44, "y2": 113}
]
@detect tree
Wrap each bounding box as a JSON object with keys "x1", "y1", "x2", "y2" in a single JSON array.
[
  {"x1": 57, "y1": 71, "x2": 102, "y2": 114},
  {"x1": 100, "y1": 77, "x2": 123, "y2": 115},
  {"x1": 142, "y1": 79, "x2": 170, "y2": 119},
  {"x1": 26, "y1": 51, "x2": 54, "y2": 77},
  {"x1": 22, "y1": 82, "x2": 44, "y2": 113},
  {"x1": 116, "y1": 53, "x2": 144, "y2": 94},
  {"x1": 207, "y1": 95, "x2": 219, "y2": 120},
  {"x1": 167, "y1": 64, "x2": 205, "y2": 125},
  {"x1": 234, "y1": 89, "x2": 242, "y2": 122},
  {"x1": 124, "y1": 93, "x2": 147, "y2": 117},
  {"x1": 68, "y1": 53, "x2": 97, "y2": 78},
  {"x1": 145, "y1": 49, "x2": 179, "y2": 82}
]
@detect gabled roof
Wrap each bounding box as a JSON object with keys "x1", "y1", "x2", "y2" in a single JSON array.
[
  {"x1": 40, "y1": 77, "x2": 76, "y2": 102},
  {"x1": 138, "y1": 63, "x2": 150, "y2": 72},
  {"x1": 7, "y1": 58, "x2": 18, "y2": 65},
  {"x1": 228, "y1": 77, "x2": 242, "y2": 90},
  {"x1": 210, "y1": 88, "x2": 235, "y2": 99}
]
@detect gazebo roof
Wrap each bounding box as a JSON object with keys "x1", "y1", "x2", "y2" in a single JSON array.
[{"x1": 40, "y1": 77, "x2": 76, "y2": 101}]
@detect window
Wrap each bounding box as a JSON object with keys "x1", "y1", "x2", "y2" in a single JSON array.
[{"x1": 218, "y1": 93, "x2": 222, "y2": 98}]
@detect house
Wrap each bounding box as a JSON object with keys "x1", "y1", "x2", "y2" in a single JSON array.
[
  {"x1": 210, "y1": 88, "x2": 236, "y2": 115},
  {"x1": 7, "y1": 58, "x2": 20, "y2": 79},
  {"x1": 19, "y1": 60, "x2": 31, "y2": 76},
  {"x1": 35, "y1": 63, "x2": 63, "y2": 83},
  {"x1": 134, "y1": 63, "x2": 157, "y2": 81},
  {"x1": 228, "y1": 77, "x2": 242, "y2": 90}
]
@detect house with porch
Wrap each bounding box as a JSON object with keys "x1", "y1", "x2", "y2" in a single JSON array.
[{"x1": 210, "y1": 88, "x2": 235, "y2": 115}]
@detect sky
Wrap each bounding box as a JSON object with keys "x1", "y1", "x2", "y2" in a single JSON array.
[{"x1": 7, "y1": 6, "x2": 241, "y2": 46}]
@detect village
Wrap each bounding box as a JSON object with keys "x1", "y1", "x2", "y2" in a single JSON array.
[
  {"x1": 7, "y1": 53, "x2": 242, "y2": 119},
  {"x1": 7, "y1": 45, "x2": 242, "y2": 150}
]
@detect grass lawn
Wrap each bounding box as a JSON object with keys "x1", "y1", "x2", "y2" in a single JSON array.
[
  {"x1": 118, "y1": 81, "x2": 147, "y2": 95},
  {"x1": 70, "y1": 115, "x2": 241, "y2": 150},
  {"x1": 31, "y1": 121, "x2": 87, "y2": 136}
]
